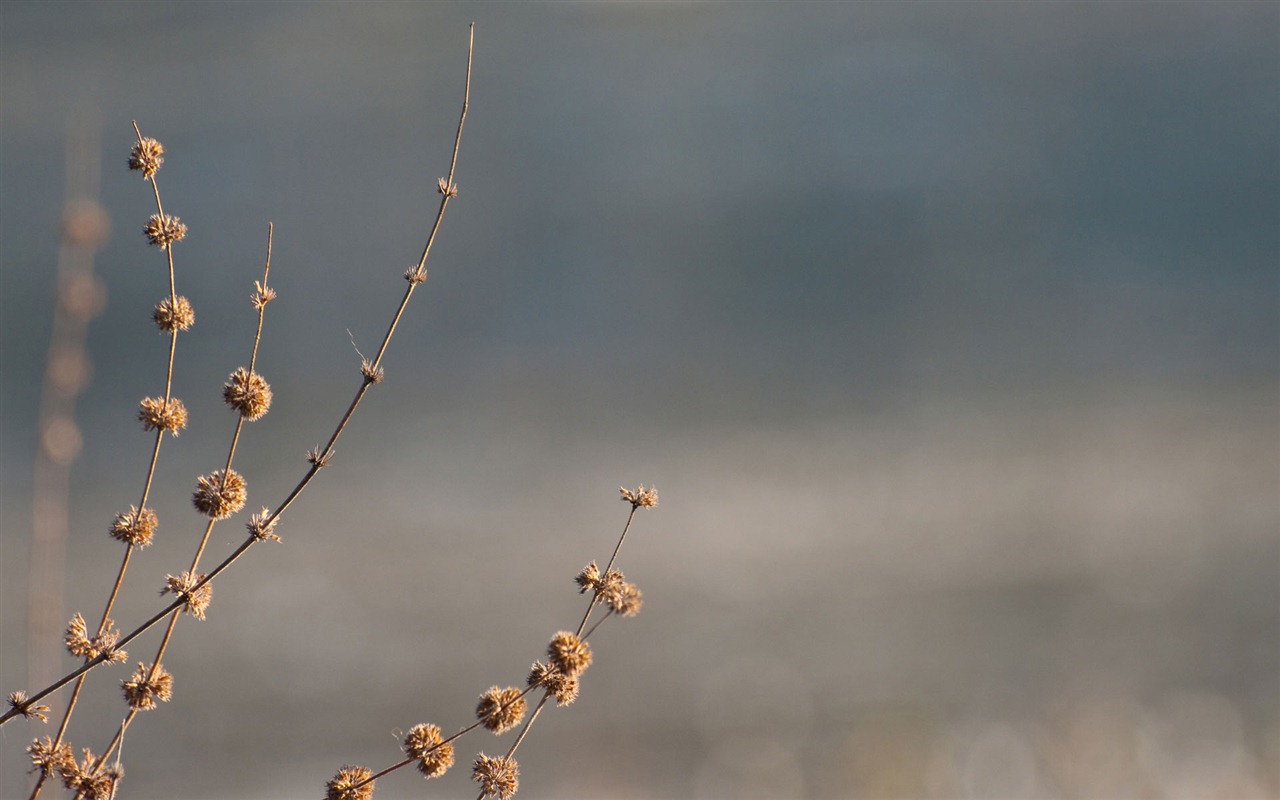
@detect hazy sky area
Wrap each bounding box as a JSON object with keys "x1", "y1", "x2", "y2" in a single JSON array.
[{"x1": 1, "y1": 3, "x2": 1277, "y2": 799}]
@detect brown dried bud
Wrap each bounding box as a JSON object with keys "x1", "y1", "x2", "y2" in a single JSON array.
[
  {"x1": 620, "y1": 484, "x2": 658, "y2": 509},
  {"x1": 121, "y1": 662, "x2": 172, "y2": 711},
  {"x1": 325, "y1": 765, "x2": 375, "y2": 800},
  {"x1": 360, "y1": 359, "x2": 384, "y2": 384},
  {"x1": 247, "y1": 508, "x2": 281, "y2": 542},
  {"x1": 251, "y1": 281, "x2": 276, "y2": 310},
  {"x1": 128, "y1": 137, "x2": 164, "y2": 177},
  {"x1": 138, "y1": 396, "x2": 188, "y2": 435},
  {"x1": 527, "y1": 661, "x2": 579, "y2": 706},
  {"x1": 404, "y1": 267, "x2": 427, "y2": 285},
  {"x1": 59, "y1": 747, "x2": 120, "y2": 799},
  {"x1": 222, "y1": 367, "x2": 272, "y2": 420},
  {"x1": 547, "y1": 631, "x2": 592, "y2": 677},
  {"x1": 27, "y1": 736, "x2": 74, "y2": 776},
  {"x1": 472, "y1": 754, "x2": 518, "y2": 800},
  {"x1": 192, "y1": 469, "x2": 247, "y2": 519},
  {"x1": 476, "y1": 686, "x2": 527, "y2": 734},
  {"x1": 161, "y1": 572, "x2": 212, "y2": 620},
  {"x1": 605, "y1": 580, "x2": 643, "y2": 617},
  {"x1": 109, "y1": 506, "x2": 158, "y2": 548},
  {"x1": 143, "y1": 213, "x2": 186, "y2": 247},
  {"x1": 437, "y1": 177, "x2": 458, "y2": 198},
  {"x1": 153, "y1": 295, "x2": 194, "y2": 332},
  {"x1": 8, "y1": 691, "x2": 49, "y2": 723},
  {"x1": 403, "y1": 723, "x2": 454, "y2": 779},
  {"x1": 64, "y1": 614, "x2": 125, "y2": 663}
]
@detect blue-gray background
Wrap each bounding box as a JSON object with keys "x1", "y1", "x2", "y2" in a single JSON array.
[{"x1": 2, "y1": 2, "x2": 1276, "y2": 798}]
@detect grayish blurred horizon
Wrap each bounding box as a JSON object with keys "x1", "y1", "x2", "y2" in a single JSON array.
[{"x1": 2, "y1": 3, "x2": 1276, "y2": 798}]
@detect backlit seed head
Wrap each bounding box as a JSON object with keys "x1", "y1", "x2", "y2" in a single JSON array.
[
  {"x1": 527, "y1": 661, "x2": 579, "y2": 706},
  {"x1": 476, "y1": 686, "x2": 527, "y2": 734},
  {"x1": 325, "y1": 764, "x2": 375, "y2": 800},
  {"x1": 360, "y1": 359, "x2": 385, "y2": 384},
  {"x1": 64, "y1": 614, "x2": 125, "y2": 663},
  {"x1": 128, "y1": 137, "x2": 164, "y2": 177},
  {"x1": 247, "y1": 508, "x2": 281, "y2": 542},
  {"x1": 121, "y1": 662, "x2": 172, "y2": 711},
  {"x1": 619, "y1": 484, "x2": 658, "y2": 509},
  {"x1": 138, "y1": 396, "x2": 188, "y2": 435},
  {"x1": 192, "y1": 469, "x2": 247, "y2": 519},
  {"x1": 472, "y1": 754, "x2": 518, "y2": 800},
  {"x1": 161, "y1": 572, "x2": 212, "y2": 620},
  {"x1": 222, "y1": 367, "x2": 272, "y2": 420},
  {"x1": 547, "y1": 631, "x2": 592, "y2": 677},
  {"x1": 27, "y1": 736, "x2": 73, "y2": 776},
  {"x1": 403, "y1": 267, "x2": 427, "y2": 285},
  {"x1": 8, "y1": 691, "x2": 49, "y2": 723},
  {"x1": 143, "y1": 213, "x2": 186, "y2": 247},
  {"x1": 403, "y1": 723, "x2": 454, "y2": 778},
  {"x1": 153, "y1": 295, "x2": 194, "y2": 332},
  {"x1": 251, "y1": 281, "x2": 276, "y2": 310},
  {"x1": 59, "y1": 747, "x2": 120, "y2": 799},
  {"x1": 109, "y1": 505, "x2": 158, "y2": 548},
  {"x1": 437, "y1": 177, "x2": 458, "y2": 197}
]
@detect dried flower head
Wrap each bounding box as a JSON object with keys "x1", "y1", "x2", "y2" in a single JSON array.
[
  {"x1": 325, "y1": 764, "x2": 375, "y2": 800},
  {"x1": 192, "y1": 468, "x2": 247, "y2": 519},
  {"x1": 360, "y1": 359, "x2": 385, "y2": 384},
  {"x1": 437, "y1": 177, "x2": 458, "y2": 198},
  {"x1": 251, "y1": 280, "x2": 276, "y2": 310},
  {"x1": 247, "y1": 508, "x2": 281, "y2": 542},
  {"x1": 138, "y1": 396, "x2": 188, "y2": 435},
  {"x1": 143, "y1": 213, "x2": 186, "y2": 247},
  {"x1": 161, "y1": 572, "x2": 212, "y2": 620},
  {"x1": 128, "y1": 137, "x2": 164, "y2": 177},
  {"x1": 8, "y1": 691, "x2": 49, "y2": 723},
  {"x1": 472, "y1": 753, "x2": 519, "y2": 800},
  {"x1": 27, "y1": 736, "x2": 73, "y2": 776},
  {"x1": 476, "y1": 686, "x2": 527, "y2": 734},
  {"x1": 222, "y1": 367, "x2": 272, "y2": 420},
  {"x1": 121, "y1": 662, "x2": 172, "y2": 711},
  {"x1": 527, "y1": 660, "x2": 579, "y2": 706},
  {"x1": 306, "y1": 447, "x2": 333, "y2": 468},
  {"x1": 109, "y1": 505, "x2": 158, "y2": 548},
  {"x1": 64, "y1": 614, "x2": 125, "y2": 663},
  {"x1": 575, "y1": 561, "x2": 601, "y2": 594},
  {"x1": 404, "y1": 267, "x2": 427, "y2": 285},
  {"x1": 547, "y1": 631, "x2": 592, "y2": 677},
  {"x1": 620, "y1": 484, "x2": 658, "y2": 509},
  {"x1": 403, "y1": 722, "x2": 454, "y2": 778},
  {"x1": 605, "y1": 580, "x2": 643, "y2": 617},
  {"x1": 152, "y1": 294, "x2": 194, "y2": 332},
  {"x1": 59, "y1": 748, "x2": 120, "y2": 799}
]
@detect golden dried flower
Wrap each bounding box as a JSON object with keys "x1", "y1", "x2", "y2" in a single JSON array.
[
  {"x1": 59, "y1": 748, "x2": 119, "y2": 799},
  {"x1": 325, "y1": 764, "x2": 375, "y2": 800},
  {"x1": 128, "y1": 137, "x2": 164, "y2": 177},
  {"x1": 620, "y1": 484, "x2": 658, "y2": 509},
  {"x1": 8, "y1": 691, "x2": 49, "y2": 723},
  {"x1": 575, "y1": 562, "x2": 601, "y2": 594},
  {"x1": 247, "y1": 508, "x2": 281, "y2": 542},
  {"x1": 161, "y1": 572, "x2": 212, "y2": 620},
  {"x1": 360, "y1": 359, "x2": 385, "y2": 384},
  {"x1": 472, "y1": 754, "x2": 519, "y2": 800},
  {"x1": 404, "y1": 267, "x2": 427, "y2": 285},
  {"x1": 109, "y1": 505, "x2": 158, "y2": 547},
  {"x1": 192, "y1": 468, "x2": 247, "y2": 519},
  {"x1": 138, "y1": 396, "x2": 188, "y2": 435},
  {"x1": 143, "y1": 213, "x2": 186, "y2": 247},
  {"x1": 121, "y1": 662, "x2": 172, "y2": 711},
  {"x1": 527, "y1": 660, "x2": 579, "y2": 706},
  {"x1": 403, "y1": 722, "x2": 454, "y2": 778},
  {"x1": 222, "y1": 367, "x2": 272, "y2": 420},
  {"x1": 153, "y1": 294, "x2": 195, "y2": 332},
  {"x1": 547, "y1": 631, "x2": 592, "y2": 677},
  {"x1": 64, "y1": 614, "x2": 125, "y2": 663},
  {"x1": 605, "y1": 580, "x2": 643, "y2": 617},
  {"x1": 437, "y1": 177, "x2": 458, "y2": 197},
  {"x1": 251, "y1": 281, "x2": 276, "y2": 310},
  {"x1": 27, "y1": 736, "x2": 73, "y2": 775},
  {"x1": 476, "y1": 686, "x2": 527, "y2": 734}
]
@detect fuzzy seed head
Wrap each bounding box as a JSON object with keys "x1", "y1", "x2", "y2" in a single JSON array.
[
  {"x1": 223, "y1": 367, "x2": 272, "y2": 420},
  {"x1": 251, "y1": 281, "x2": 276, "y2": 310},
  {"x1": 476, "y1": 686, "x2": 527, "y2": 734},
  {"x1": 620, "y1": 484, "x2": 659, "y2": 509},
  {"x1": 143, "y1": 213, "x2": 186, "y2": 247},
  {"x1": 128, "y1": 137, "x2": 164, "y2": 177},
  {"x1": 247, "y1": 508, "x2": 281, "y2": 542},
  {"x1": 161, "y1": 572, "x2": 212, "y2": 620},
  {"x1": 27, "y1": 736, "x2": 74, "y2": 776},
  {"x1": 472, "y1": 754, "x2": 519, "y2": 800},
  {"x1": 403, "y1": 723, "x2": 454, "y2": 778},
  {"x1": 59, "y1": 748, "x2": 121, "y2": 799},
  {"x1": 527, "y1": 660, "x2": 579, "y2": 706},
  {"x1": 8, "y1": 691, "x2": 50, "y2": 723},
  {"x1": 153, "y1": 295, "x2": 195, "y2": 332},
  {"x1": 403, "y1": 267, "x2": 427, "y2": 285},
  {"x1": 360, "y1": 359, "x2": 385, "y2": 384},
  {"x1": 325, "y1": 764, "x2": 375, "y2": 800},
  {"x1": 192, "y1": 469, "x2": 247, "y2": 519},
  {"x1": 547, "y1": 631, "x2": 592, "y2": 677},
  {"x1": 109, "y1": 505, "x2": 158, "y2": 548},
  {"x1": 121, "y1": 662, "x2": 172, "y2": 711},
  {"x1": 64, "y1": 614, "x2": 125, "y2": 663},
  {"x1": 138, "y1": 396, "x2": 188, "y2": 435}
]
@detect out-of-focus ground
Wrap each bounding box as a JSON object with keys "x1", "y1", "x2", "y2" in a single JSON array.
[{"x1": 2, "y1": 3, "x2": 1276, "y2": 798}]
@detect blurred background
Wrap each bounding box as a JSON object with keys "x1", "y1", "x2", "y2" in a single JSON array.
[{"x1": 1, "y1": 2, "x2": 1276, "y2": 798}]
